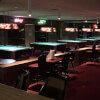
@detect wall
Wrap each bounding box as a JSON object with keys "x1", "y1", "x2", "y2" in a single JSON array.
[
  {"x1": 48, "y1": 32, "x2": 57, "y2": 42},
  {"x1": 25, "y1": 24, "x2": 35, "y2": 47},
  {"x1": 61, "y1": 32, "x2": 78, "y2": 40},
  {"x1": 0, "y1": 30, "x2": 8, "y2": 45}
]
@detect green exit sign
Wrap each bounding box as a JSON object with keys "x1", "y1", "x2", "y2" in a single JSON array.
[{"x1": 37, "y1": 19, "x2": 46, "y2": 25}]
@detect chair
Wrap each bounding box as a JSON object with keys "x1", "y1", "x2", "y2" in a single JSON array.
[
  {"x1": 38, "y1": 54, "x2": 56, "y2": 79},
  {"x1": 28, "y1": 54, "x2": 55, "y2": 83},
  {"x1": 65, "y1": 47, "x2": 71, "y2": 52},
  {"x1": 14, "y1": 69, "x2": 30, "y2": 91},
  {"x1": 56, "y1": 53, "x2": 70, "y2": 76},
  {"x1": 68, "y1": 52, "x2": 75, "y2": 71},
  {"x1": 39, "y1": 72, "x2": 68, "y2": 100},
  {"x1": 85, "y1": 42, "x2": 98, "y2": 62}
]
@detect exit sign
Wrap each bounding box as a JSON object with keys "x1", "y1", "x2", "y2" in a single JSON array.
[{"x1": 37, "y1": 19, "x2": 46, "y2": 25}]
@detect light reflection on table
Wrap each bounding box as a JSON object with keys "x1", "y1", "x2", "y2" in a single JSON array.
[{"x1": 0, "y1": 59, "x2": 16, "y2": 64}]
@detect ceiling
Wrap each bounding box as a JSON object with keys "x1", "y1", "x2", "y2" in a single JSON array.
[{"x1": 0, "y1": 0, "x2": 100, "y2": 22}]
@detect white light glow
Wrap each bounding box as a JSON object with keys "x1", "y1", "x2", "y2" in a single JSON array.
[{"x1": 14, "y1": 18, "x2": 24, "y2": 23}]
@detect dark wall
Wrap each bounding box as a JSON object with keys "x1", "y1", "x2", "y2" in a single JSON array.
[
  {"x1": 34, "y1": 20, "x2": 58, "y2": 42},
  {"x1": 61, "y1": 22, "x2": 100, "y2": 40},
  {"x1": 34, "y1": 19, "x2": 100, "y2": 42}
]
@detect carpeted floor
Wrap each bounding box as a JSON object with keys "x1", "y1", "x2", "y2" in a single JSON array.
[
  {"x1": 66, "y1": 62, "x2": 100, "y2": 100},
  {"x1": 28, "y1": 61, "x2": 100, "y2": 100}
]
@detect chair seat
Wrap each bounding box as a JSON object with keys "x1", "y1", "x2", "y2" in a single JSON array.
[
  {"x1": 85, "y1": 49, "x2": 99, "y2": 62},
  {"x1": 85, "y1": 50, "x2": 98, "y2": 55},
  {"x1": 85, "y1": 50, "x2": 93, "y2": 53},
  {"x1": 28, "y1": 63, "x2": 40, "y2": 84},
  {"x1": 28, "y1": 63, "x2": 38, "y2": 68}
]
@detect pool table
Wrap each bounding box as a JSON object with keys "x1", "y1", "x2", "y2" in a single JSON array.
[
  {"x1": 30, "y1": 42, "x2": 67, "y2": 52},
  {"x1": 77, "y1": 38, "x2": 100, "y2": 45},
  {"x1": 0, "y1": 45, "x2": 33, "y2": 59},
  {"x1": 57, "y1": 40, "x2": 87, "y2": 48}
]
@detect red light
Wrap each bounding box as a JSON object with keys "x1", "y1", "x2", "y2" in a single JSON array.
[
  {"x1": 0, "y1": 23, "x2": 11, "y2": 29},
  {"x1": 40, "y1": 27, "x2": 56, "y2": 32},
  {"x1": 82, "y1": 28, "x2": 92, "y2": 32},
  {"x1": 12, "y1": 24, "x2": 19, "y2": 29},
  {"x1": 93, "y1": 24, "x2": 98, "y2": 28},
  {"x1": 65, "y1": 28, "x2": 78, "y2": 32}
]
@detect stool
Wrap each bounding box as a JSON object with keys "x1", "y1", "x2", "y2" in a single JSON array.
[{"x1": 28, "y1": 63, "x2": 41, "y2": 84}]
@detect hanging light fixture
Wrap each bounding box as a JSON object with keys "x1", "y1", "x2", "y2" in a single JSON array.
[
  {"x1": 58, "y1": 16, "x2": 61, "y2": 20},
  {"x1": 28, "y1": 0, "x2": 32, "y2": 17},
  {"x1": 96, "y1": 17, "x2": 99, "y2": 24},
  {"x1": 58, "y1": 8, "x2": 61, "y2": 20},
  {"x1": 85, "y1": 17, "x2": 88, "y2": 23},
  {"x1": 28, "y1": 14, "x2": 32, "y2": 17}
]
